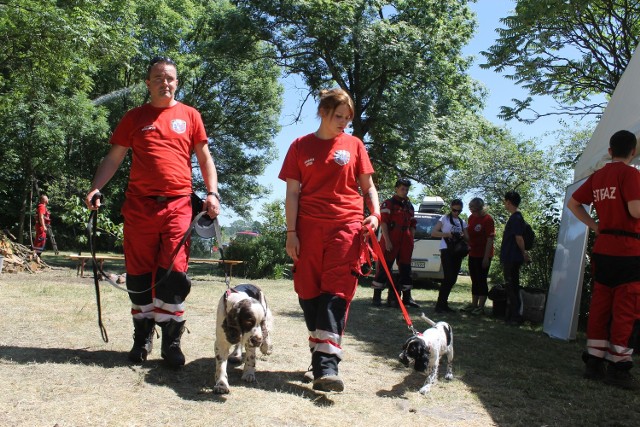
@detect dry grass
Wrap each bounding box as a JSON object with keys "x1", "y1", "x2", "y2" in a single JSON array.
[{"x1": 0, "y1": 255, "x2": 639, "y2": 427}]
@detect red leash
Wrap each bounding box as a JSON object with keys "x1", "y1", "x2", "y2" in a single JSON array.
[{"x1": 363, "y1": 224, "x2": 420, "y2": 336}]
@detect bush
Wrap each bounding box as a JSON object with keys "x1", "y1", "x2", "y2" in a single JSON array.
[{"x1": 224, "y1": 232, "x2": 289, "y2": 279}]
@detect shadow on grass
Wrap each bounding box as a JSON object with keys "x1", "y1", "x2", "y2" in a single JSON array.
[
  {"x1": 0, "y1": 345, "x2": 132, "y2": 368},
  {"x1": 344, "y1": 286, "x2": 640, "y2": 426},
  {"x1": 143, "y1": 356, "x2": 336, "y2": 406},
  {"x1": 0, "y1": 344, "x2": 336, "y2": 406}
]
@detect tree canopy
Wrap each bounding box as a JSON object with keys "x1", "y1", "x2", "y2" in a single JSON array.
[
  {"x1": 0, "y1": 0, "x2": 282, "y2": 245},
  {"x1": 236, "y1": 0, "x2": 487, "y2": 189},
  {"x1": 481, "y1": 0, "x2": 640, "y2": 123}
]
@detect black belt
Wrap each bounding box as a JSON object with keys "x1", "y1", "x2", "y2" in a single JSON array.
[
  {"x1": 600, "y1": 229, "x2": 640, "y2": 239},
  {"x1": 149, "y1": 195, "x2": 183, "y2": 203}
]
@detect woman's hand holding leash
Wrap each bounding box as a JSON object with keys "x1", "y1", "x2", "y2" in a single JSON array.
[{"x1": 362, "y1": 212, "x2": 380, "y2": 239}]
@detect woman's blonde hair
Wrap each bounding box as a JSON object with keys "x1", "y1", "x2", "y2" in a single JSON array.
[{"x1": 317, "y1": 88, "x2": 354, "y2": 119}]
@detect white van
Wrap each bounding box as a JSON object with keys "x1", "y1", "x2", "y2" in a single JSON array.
[
  {"x1": 391, "y1": 212, "x2": 444, "y2": 282},
  {"x1": 418, "y1": 196, "x2": 445, "y2": 213}
]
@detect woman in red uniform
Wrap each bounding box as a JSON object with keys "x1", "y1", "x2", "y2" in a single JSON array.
[{"x1": 279, "y1": 88, "x2": 381, "y2": 392}]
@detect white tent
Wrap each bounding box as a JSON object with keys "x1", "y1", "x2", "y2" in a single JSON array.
[
  {"x1": 545, "y1": 43, "x2": 640, "y2": 340},
  {"x1": 573, "y1": 42, "x2": 640, "y2": 182}
]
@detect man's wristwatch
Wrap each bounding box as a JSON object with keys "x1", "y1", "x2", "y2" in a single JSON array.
[{"x1": 207, "y1": 191, "x2": 221, "y2": 202}]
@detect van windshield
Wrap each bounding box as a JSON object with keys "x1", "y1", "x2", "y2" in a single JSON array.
[{"x1": 414, "y1": 216, "x2": 440, "y2": 240}]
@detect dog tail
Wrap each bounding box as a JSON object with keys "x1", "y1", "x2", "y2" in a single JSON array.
[{"x1": 420, "y1": 312, "x2": 436, "y2": 327}]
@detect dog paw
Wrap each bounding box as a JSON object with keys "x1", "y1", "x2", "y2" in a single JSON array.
[
  {"x1": 419, "y1": 384, "x2": 432, "y2": 394},
  {"x1": 213, "y1": 382, "x2": 230, "y2": 394},
  {"x1": 241, "y1": 371, "x2": 257, "y2": 383},
  {"x1": 260, "y1": 343, "x2": 273, "y2": 355},
  {"x1": 445, "y1": 373, "x2": 453, "y2": 381}
]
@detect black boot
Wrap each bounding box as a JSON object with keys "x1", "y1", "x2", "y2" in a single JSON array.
[
  {"x1": 159, "y1": 319, "x2": 186, "y2": 368},
  {"x1": 372, "y1": 289, "x2": 382, "y2": 306},
  {"x1": 402, "y1": 290, "x2": 420, "y2": 308},
  {"x1": 582, "y1": 353, "x2": 606, "y2": 380},
  {"x1": 128, "y1": 318, "x2": 156, "y2": 363}
]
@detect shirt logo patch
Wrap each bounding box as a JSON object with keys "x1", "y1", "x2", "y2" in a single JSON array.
[
  {"x1": 171, "y1": 119, "x2": 187, "y2": 134},
  {"x1": 304, "y1": 158, "x2": 315, "y2": 167},
  {"x1": 474, "y1": 224, "x2": 482, "y2": 232},
  {"x1": 141, "y1": 125, "x2": 156, "y2": 132},
  {"x1": 334, "y1": 150, "x2": 350, "y2": 166}
]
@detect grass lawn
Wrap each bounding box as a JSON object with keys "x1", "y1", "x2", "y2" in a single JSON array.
[{"x1": 0, "y1": 253, "x2": 638, "y2": 426}]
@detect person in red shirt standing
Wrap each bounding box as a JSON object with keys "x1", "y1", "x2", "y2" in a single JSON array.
[
  {"x1": 85, "y1": 56, "x2": 220, "y2": 368},
  {"x1": 33, "y1": 194, "x2": 50, "y2": 256},
  {"x1": 461, "y1": 197, "x2": 494, "y2": 315},
  {"x1": 568, "y1": 129, "x2": 640, "y2": 390},
  {"x1": 371, "y1": 178, "x2": 419, "y2": 308},
  {"x1": 279, "y1": 88, "x2": 381, "y2": 393}
]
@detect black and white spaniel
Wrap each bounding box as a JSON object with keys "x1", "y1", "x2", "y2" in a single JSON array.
[
  {"x1": 399, "y1": 313, "x2": 454, "y2": 394},
  {"x1": 213, "y1": 284, "x2": 273, "y2": 394}
]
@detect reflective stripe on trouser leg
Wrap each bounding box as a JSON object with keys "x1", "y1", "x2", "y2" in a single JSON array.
[
  {"x1": 606, "y1": 281, "x2": 640, "y2": 364},
  {"x1": 153, "y1": 267, "x2": 191, "y2": 323},
  {"x1": 127, "y1": 272, "x2": 155, "y2": 320},
  {"x1": 300, "y1": 294, "x2": 348, "y2": 359}
]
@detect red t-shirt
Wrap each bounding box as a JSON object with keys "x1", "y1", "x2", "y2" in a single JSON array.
[
  {"x1": 467, "y1": 213, "x2": 495, "y2": 258},
  {"x1": 572, "y1": 161, "x2": 640, "y2": 256},
  {"x1": 36, "y1": 203, "x2": 50, "y2": 227},
  {"x1": 278, "y1": 132, "x2": 375, "y2": 222},
  {"x1": 110, "y1": 102, "x2": 208, "y2": 197}
]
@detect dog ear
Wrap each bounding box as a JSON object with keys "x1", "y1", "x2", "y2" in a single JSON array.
[
  {"x1": 399, "y1": 351, "x2": 410, "y2": 367},
  {"x1": 222, "y1": 311, "x2": 242, "y2": 344}
]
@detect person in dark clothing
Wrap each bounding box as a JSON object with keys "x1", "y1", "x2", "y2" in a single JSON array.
[{"x1": 500, "y1": 191, "x2": 530, "y2": 326}]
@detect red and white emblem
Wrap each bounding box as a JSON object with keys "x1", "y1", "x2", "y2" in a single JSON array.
[
  {"x1": 171, "y1": 119, "x2": 187, "y2": 134},
  {"x1": 334, "y1": 149, "x2": 350, "y2": 166}
]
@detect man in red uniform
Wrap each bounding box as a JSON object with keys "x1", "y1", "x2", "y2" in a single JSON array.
[
  {"x1": 33, "y1": 194, "x2": 50, "y2": 256},
  {"x1": 568, "y1": 129, "x2": 640, "y2": 390},
  {"x1": 86, "y1": 56, "x2": 220, "y2": 368},
  {"x1": 371, "y1": 178, "x2": 419, "y2": 308}
]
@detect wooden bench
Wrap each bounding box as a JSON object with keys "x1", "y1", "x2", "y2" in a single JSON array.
[
  {"x1": 68, "y1": 255, "x2": 124, "y2": 278},
  {"x1": 189, "y1": 258, "x2": 244, "y2": 278},
  {"x1": 68, "y1": 255, "x2": 243, "y2": 278}
]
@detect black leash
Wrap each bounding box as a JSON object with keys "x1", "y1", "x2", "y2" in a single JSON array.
[
  {"x1": 88, "y1": 193, "x2": 109, "y2": 343},
  {"x1": 87, "y1": 192, "x2": 214, "y2": 342}
]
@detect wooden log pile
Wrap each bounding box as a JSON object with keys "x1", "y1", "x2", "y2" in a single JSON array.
[{"x1": 0, "y1": 230, "x2": 48, "y2": 273}]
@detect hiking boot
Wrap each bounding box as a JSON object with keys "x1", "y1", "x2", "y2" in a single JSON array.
[
  {"x1": 460, "y1": 304, "x2": 476, "y2": 312},
  {"x1": 372, "y1": 289, "x2": 382, "y2": 307},
  {"x1": 159, "y1": 319, "x2": 186, "y2": 368},
  {"x1": 313, "y1": 375, "x2": 345, "y2": 392},
  {"x1": 604, "y1": 366, "x2": 640, "y2": 390},
  {"x1": 128, "y1": 318, "x2": 155, "y2": 363},
  {"x1": 402, "y1": 290, "x2": 420, "y2": 308},
  {"x1": 303, "y1": 369, "x2": 314, "y2": 383},
  {"x1": 583, "y1": 356, "x2": 606, "y2": 381},
  {"x1": 387, "y1": 295, "x2": 399, "y2": 308},
  {"x1": 471, "y1": 307, "x2": 485, "y2": 316},
  {"x1": 435, "y1": 304, "x2": 454, "y2": 314}
]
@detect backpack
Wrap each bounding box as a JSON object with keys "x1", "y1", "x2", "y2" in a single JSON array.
[{"x1": 523, "y1": 220, "x2": 535, "y2": 250}]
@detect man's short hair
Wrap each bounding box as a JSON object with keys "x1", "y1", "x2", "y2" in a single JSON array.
[
  {"x1": 610, "y1": 130, "x2": 637, "y2": 158},
  {"x1": 504, "y1": 191, "x2": 521, "y2": 207},
  {"x1": 146, "y1": 56, "x2": 177, "y2": 79},
  {"x1": 395, "y1": 178, "x2": 411, "y2": 188}
]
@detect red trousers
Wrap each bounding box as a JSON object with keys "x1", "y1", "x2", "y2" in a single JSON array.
[
  {"x1": 292, "y1": 217, "x2": 362, "y2": 302},
  {"x1": 121, "y1": 195, "x2": 192, "y2": 322},
  {"x1": 586, "y1": 281, "x2": 640, "y2": 363}
]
